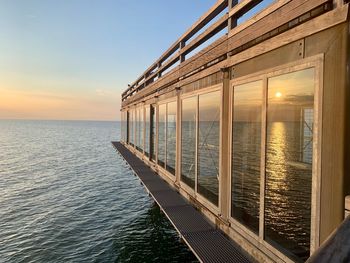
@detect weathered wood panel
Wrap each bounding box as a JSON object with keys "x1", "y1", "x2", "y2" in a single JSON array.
[
  {"x1": 228, "y1": 0, "x2": 291, "y2": 38},
  {"x1": 180, "y1": 14, "x2": 228, "y2": 56},
  {"x1": 304, "y1": 22, "x2": 348, "y2": 244},
  {"x1": 125, "y1": 0, "x2": 227, "y2": 94},
  {"x1": 227, "y1": 0, "x2": 331, "y2": 51},
  {"x1": 226, "y1": 5, "x2": 348, "y2": 68},
  {"x1": 228, "y1": 0, "x2": 262, "y2": 19},
  {"x1": 122, "y1": 1, "x2": 348, "y2": 108},
  {"x1": 179, "y1": 35, "x2": 228, "y2": 76}
]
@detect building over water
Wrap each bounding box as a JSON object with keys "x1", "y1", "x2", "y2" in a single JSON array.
[{"x1": 117, "y1": 0, "x2": 350, "y2": 262}]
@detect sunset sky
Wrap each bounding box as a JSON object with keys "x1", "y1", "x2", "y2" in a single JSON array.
[{"x1": 0, "y1": 0, "x2": 215, "y2": 121}]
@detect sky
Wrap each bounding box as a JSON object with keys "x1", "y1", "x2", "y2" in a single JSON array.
[{"x1": 0, "y1": 0, "x2": 216, "y2": 121}]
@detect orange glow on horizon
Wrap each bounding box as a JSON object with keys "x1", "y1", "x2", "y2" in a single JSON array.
[{"x1": 0, "y1": 87, "x2": 121, "y2": 121}]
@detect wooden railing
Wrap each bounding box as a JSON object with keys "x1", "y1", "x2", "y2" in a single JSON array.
[
  {"x1": 121, "y1": 0, "x2": 337, "y2": 105},
  {"x1": 307, "y1": 212, "x2": 350, "y2": 262},
  {"x1": 122, "y1": 0, "x2": 228, "y2": 101}
]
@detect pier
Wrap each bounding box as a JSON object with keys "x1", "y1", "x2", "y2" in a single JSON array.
[
  {"x1": 116, "y1": 0, "x2": 350, "y2": 262},
  {"x1": 112, "y1": 141, "x2": 251, "y2": 263}
]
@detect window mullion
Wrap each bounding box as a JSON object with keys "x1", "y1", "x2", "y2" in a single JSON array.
[{"x1": 259, "y1": 76, "x2": 268, "y2": 240}]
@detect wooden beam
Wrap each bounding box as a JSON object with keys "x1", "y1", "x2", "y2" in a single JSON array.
[
  {"x1": 226, "y1": 4, "x2": 348, "y2": 68},
  {"x1": 228, "y1": 0, "x2": 262, "y2": 19},
  {"x1": 180, "y1": 14, "x2": 228, "y2": 56},
  {"x1": 228, "y1": 0, "x2": 291, "y2": 38},
  {"x1": 179, "y1": 0, "x2": 228, "y2": 42},
  {"x1": 227, "y1": 0, "x2": 331, "y2": 53},
  {"x1": 123, "y1": 0, "x2": 228, "y2": 97},
  {"x1": 122, "y1": 1, "x2": 348, "y2": 105},
  {"x1": 228, "y1": 0, "x2": 238, "y2": 31},
  {"x1": 180, "y1": 35, "x2": 228, "y2": 76}
]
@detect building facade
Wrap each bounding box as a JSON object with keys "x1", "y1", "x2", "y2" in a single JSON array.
[{"x1": 119, "y1": 0, "x2": 350, "y2": 262}]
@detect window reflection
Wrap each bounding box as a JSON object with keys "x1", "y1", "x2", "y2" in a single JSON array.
[
  {"x1": 135, "y1": 109, "x2": 140, "y2": 151},
  {"x1": 265, "y1": 68, "x2": 314, "y2": 261},
  {"x1": 145, "y1": 107, "x2": 150, "y2": 157},
  {"x1": 150, "y1": 105, "x2": 156, "y2": 161},
  {"x1": 158, "y1": 104, "x2": 166, "y2": 167},
  {"x1": 129, "y1": 110, "x2": 134, "y2": 146},
  {"x1": 231, "y1": 80, "x2": 262, "y2": 233},
  {"x1": 181, "y1": 96, "x2": 197, "y2": 189},
  {"x1": 139, "y1": 108, "x2": 144, "y2": 152},
  {"x1": 198, "y1": 91, "x2": 220, "y2": 206},
  {"x1": 121, "y1": 111, "x2": 125, "y2": 142},
  {"x1": 166, "y1": 102, "x2": 176, "y2": 175},
  {"x1": 126, "y1": 111, "x2": 130, "y2": 143}
]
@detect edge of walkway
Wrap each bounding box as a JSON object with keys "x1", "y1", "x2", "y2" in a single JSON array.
[{"x1": 112, "y1": 141, "x2": 252, "y2": 263}]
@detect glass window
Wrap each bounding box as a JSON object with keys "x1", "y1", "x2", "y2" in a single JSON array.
[
  {"x1": 127, "y1": 111, "x2": 130, "y2": 143},
  {"x1": 145, "y1": 107, "x2": 150, "y2": 157},
  {"x1": 135, "y1": 109, "x2": 139, "y2": 149},
  {"x1": 231, "y1": 80, "x2": 262, "y2": 233},
  {"x1": 181, "y1": 96, "x2": 197, "y2": 189},
  {"x1": 120, "y1": 111, "x2": 124, "y2": 142},
  {"x1": 123, "y1": 111, "x2": 127, "y2": 142},
  {"x1": 198, "y1": 91, "x2": 220, "y2": 206},
  {"x1": 139, "y1": 108, "x2": 144, "y2": 152},
  {"x1": 136, "y1": 108, "x2": 143, "y2": 152},
  {"x1": 129, "y1": 110, "x2": 134, "y2": 146},
  {"x1": 265, "y1": 68, "x2": 314, "y2": 261},
  {"x1": 158, "y1": 104, "x2": 166, "y2": 167},
  {"x1": 166, "y1": 101, "x2": 177, "y2": 175},
  {"x1": 150, "y1": 105, "x2": 156, "y2": 161}
]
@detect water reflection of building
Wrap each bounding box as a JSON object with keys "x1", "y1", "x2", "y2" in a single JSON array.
[{"x1": 119, "y1": 1, "x2": 350, "y2": 262}]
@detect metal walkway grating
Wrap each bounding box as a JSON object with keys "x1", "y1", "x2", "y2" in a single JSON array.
[{"x1": 112, "y1": 141, "x2": 252, "y2": 263}]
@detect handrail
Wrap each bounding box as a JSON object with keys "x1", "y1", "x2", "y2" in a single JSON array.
[
  {"x1": 306, "y1": 215, "x2": 350, "y2": 263},
  {"x1": 121, "y1": 0, "x2": 336, "y2": 103},
  {"x1": 122, "y1": 0, "x2": 228, "y2": 99}
]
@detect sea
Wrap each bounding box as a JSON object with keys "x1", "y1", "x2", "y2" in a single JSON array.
[{"x1": 0, "y1": 120, "x2": 197, "y2": 263}]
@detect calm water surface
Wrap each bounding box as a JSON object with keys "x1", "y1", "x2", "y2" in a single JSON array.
[{"x1": 0, "y1": 120, "x2": 197, "y2": 263}]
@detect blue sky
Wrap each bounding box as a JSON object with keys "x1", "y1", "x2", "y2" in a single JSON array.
[{"x1": 0, "y1": 0, "x2": 215, "y2": 120}]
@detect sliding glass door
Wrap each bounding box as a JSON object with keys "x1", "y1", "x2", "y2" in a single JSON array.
[
  {"x1": 230, "y1": 67, "x2": 316, "y2": 262},
  {"x1": 181, "y1": 88, "x2": 221, "y2": 206}
]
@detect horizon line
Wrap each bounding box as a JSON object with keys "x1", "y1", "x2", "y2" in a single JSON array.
[{"x1": 0, "y1": 118, "x2": 120, "y2": 122}]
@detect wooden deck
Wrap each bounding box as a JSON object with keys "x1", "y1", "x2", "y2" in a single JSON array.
[{"x1": 111, "y1": 141, "x2": 252, "y2": 263}]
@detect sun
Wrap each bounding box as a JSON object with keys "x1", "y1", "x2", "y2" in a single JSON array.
[{"x1": 275, "y1": 91, "x2": 282, "y2": 98}]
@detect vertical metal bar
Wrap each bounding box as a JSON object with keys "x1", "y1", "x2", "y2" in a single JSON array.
[
  {"x1": 156, "y1": 104, "x2": 159, "y2": 165},
  {"x1": 127, "y1": 110, "x2": 130, "y2": 144},
  {"x1": 259, "y1": 77, "x2": 268, "y2": 240},
  {"x1": 165, "y1": 103, "x2": 168, "y2": 169},
  {"x1": 195, "y1": 95, "x2": 199, "y2": 194},
  {"x1": 220, "y1": 68, "x2": 231, "y2": 219},
  {"x1": 176, "y1": 95, "x2": 182, "y2": 184},
  {"x1": 143, "y1": 106, "x2": 145, "y2": 154}
]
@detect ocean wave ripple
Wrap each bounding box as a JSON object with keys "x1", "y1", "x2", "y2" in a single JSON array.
[{"x1": 0, "y1": 120, "x2": 196, "y2": 263}]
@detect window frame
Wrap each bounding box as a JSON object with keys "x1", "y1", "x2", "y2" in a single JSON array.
[
  {"x1": 179, "y1": 84, "x2": 223, "y2": 214},
  {"x1": 156, "y1": 98, "x2": 178, "y2": 181},
  {"x1": 144, "y1": 104, "x2": 151, "y2": 157},
  {"x1": 228, "y1": 55, "x2": 323, "y2": 261}
]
